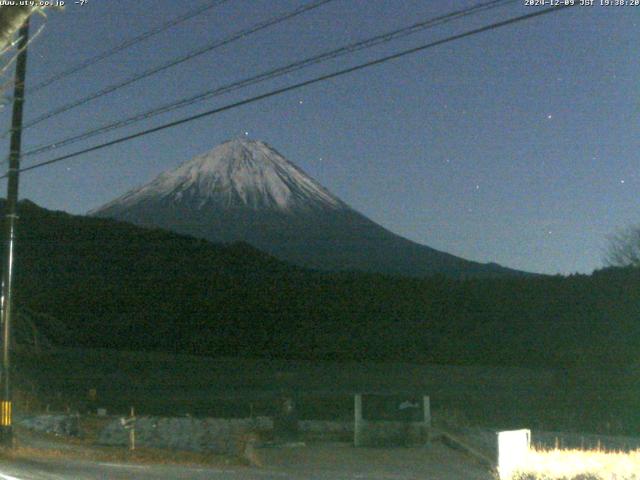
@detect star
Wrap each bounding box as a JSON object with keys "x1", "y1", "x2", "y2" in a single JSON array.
[
  {"x1": 298, "y1": 100, "x2": 304, "y2": 105},
  {"x1": 620, "y1": 179, "x2": 625, "y2": 184},
  {"x1": 547, "y1": 114, "x2": 553, "y2": 120},
  {"x1": 244, "y1": 131, "x2": 249, "y2": 136}
]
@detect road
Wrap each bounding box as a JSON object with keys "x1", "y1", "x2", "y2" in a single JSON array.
[
  {"x1": 0, "y1": 443, "x2": 493, "y2": 479},
  {"x1": 0, "y1": 459, "x2": 289, "y2": 480}
]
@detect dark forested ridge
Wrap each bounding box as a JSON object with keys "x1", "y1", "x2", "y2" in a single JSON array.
[{"x1": 4, "y1": 200, "x2": 639, "y2": 370}]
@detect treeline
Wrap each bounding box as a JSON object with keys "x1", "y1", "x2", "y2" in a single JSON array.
[{"x1": 4, "y1": 200, "x2": 640, "y2": 371}]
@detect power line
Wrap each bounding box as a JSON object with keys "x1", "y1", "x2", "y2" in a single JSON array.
[
  {"x1": 5, "y1": 4, "x2": 575, "y2": 179},
  {"x1": 26, "y1": 0, "x2": 232, "y2": 94},
  {"x1": 22, "y1": 0, "x2": 517, "y2": 159},
  {"x1": 10, "y1": 0, "x2": 336, "y2": 134}
]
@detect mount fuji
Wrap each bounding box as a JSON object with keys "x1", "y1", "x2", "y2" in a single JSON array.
[{"x1": 90, "y1": 138, "x2": 521, "y2": 278}]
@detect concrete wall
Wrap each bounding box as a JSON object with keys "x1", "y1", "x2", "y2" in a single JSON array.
[
  {"x1": 354, "y1": 394, "x2": 431, "y2": 447},
  {"x1": 497, "y1": 429, "x2": 530, "y2": 480},
  {"x1": 356, "y1": 420, "x2": 429, "y2": 446},
  {"x1": 298, "y1": 420, "x2": 352, "y2": 441}
]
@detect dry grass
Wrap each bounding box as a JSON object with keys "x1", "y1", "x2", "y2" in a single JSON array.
[{"x1": 511, "y1": 446, "x2": 640, "y2": 480}]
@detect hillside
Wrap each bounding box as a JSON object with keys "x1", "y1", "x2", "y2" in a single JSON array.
[{"x1": 2, "y1": 200, "x2": 638, "y2": 371}]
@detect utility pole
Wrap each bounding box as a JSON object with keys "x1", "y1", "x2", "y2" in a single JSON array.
[{"x1": 0, "y1": 17, "x2": 30, "y2": 447}]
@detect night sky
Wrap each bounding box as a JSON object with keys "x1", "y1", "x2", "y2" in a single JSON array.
[{"x1": 0, "y1": 0, "x2": 637, "y2": 275}]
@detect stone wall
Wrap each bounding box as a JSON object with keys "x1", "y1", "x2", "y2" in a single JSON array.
[
  {"x1": 18, "y1": 413, "x2": 437, "y2": 453},
  {"x1": 16, "y1": 414, "x2": 80, "y2": 436},
  {"x1": 98, "y1": 416, "x2": 272, "y2": 455}
]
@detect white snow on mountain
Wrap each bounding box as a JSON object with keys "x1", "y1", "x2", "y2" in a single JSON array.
[{"x1": 95, "y1": 139, "x2": 346, "y2": 213}]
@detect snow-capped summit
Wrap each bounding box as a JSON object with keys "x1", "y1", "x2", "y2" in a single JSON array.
[
  {"x1": 91, "y1": 139, "x2": 522, "y2": 278},
  {"x1": 95, "y1": 139, "x2": 345, "y2": 214}
]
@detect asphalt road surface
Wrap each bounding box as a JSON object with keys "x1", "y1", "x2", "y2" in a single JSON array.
[
  {"x1": 0, "y1": 459, "x2": 289, "y2": 480},
  {"x1": 0, "y1": 443, "x2": 493, "y2": 479}
]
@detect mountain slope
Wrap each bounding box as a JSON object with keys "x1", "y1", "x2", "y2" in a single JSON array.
[
  {"x1": 91, "y1": 138, "x2": 523, "y2": 278},
  {"x1": 1, "y1": 200, "x2": 637, "y2": 372}
]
